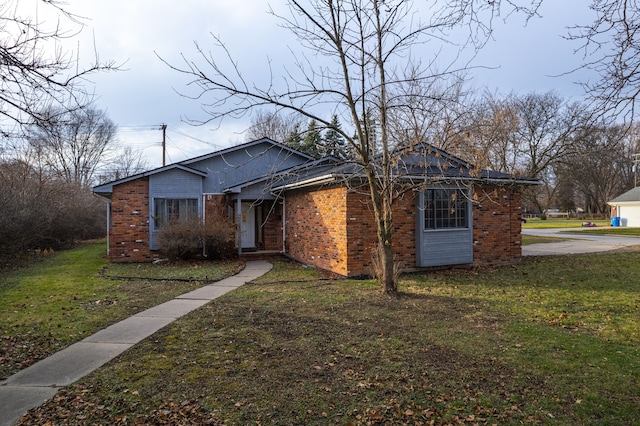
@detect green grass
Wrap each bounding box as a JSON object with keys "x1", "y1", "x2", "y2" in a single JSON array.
[
  {"x1": 523, "y1": 218, "x2": 610, "y2": 229},
  {"x1": 571, "y1": 227, "x2": 640, "y2": 236},
  {"x1": 18, "y1": 253, "x2": 640, "y2": 425},
  {"x1": 0, "y1": 241, "x2": 243, "y2": 379},
  {"x1": 521, "y1": 234, "x2": 571, "y2": 245}
]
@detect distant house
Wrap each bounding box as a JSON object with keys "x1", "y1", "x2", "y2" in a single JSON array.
[
  {"x1": 93, "y1": 138, "x2": 537, "y2": 277},
  {"x1": 608, "y1": 187, "x2": 640, "y2": 227}
]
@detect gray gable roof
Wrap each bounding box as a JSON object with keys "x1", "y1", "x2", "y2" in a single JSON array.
[
  {"x1": 179, "y1": 137, "x2": 314, "y2": 166},
  {"x1": 274, "y1": 143, "x2": 539, "y2": 191},
  {"x1": 609, "y1": 186, "x2": 640, "y2": 204},
  {"x1": 93, "y1": 137, "x2": 313, "y2": 198},
  {"x1": 93, "y1": 164, "x2": 207, "y2": 198}
]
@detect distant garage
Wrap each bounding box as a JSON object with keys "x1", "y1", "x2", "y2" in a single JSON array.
[{"x1": 608, "y1": 187, "x2": 640, "y2": 227}]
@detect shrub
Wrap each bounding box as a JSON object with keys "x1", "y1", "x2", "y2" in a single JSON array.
[
  {"x1": 203, "y1": 214, "x2": 236, "y2": 259},
  {"x1": 157, "y1": 218, "x2": 204, "y2": 261},
  {"x1": 157, "y1": 214, "x2": 236, "y2": 261},
  {"x1": 0, "y1": 161, "x2": 106, "y2": 256}
]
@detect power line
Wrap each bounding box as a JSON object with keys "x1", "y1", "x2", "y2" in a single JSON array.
[{"x1": 168, "y1": 125, "x2": 221, "y2": 149}]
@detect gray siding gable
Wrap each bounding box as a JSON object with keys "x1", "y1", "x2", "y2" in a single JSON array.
[
  {"x1": 183, "y1": 140, "x2": 312, "y2": 194},
  {"x1": 93, "y1": 164, "x2": 207, "y2": 198},
  {"x1": 148, "y1": 169, "x2": 204, "y2": 249},
  {"x1": 149, "y1": 169, "x2": 203, "y2": 198}
]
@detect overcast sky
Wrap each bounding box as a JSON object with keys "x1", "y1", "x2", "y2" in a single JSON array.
[{"x1": 46, "y1": 0, "x2": 597, "y2": 168}]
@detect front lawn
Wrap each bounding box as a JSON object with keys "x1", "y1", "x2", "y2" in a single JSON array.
[
  {"x1": 521, "y1": 234, "x2": 571, "y2": 245},
  {"x1": 523, "y1": 218, "x2": 610, "y2": 229},
  {"x1": 0, "y1": 241, "x2": 243, "y2": 380},
  {"x1": 18, "y1": 252, "x2": 640, "y2": 425},
  {"x1": 572, "y1": 227, "x2": 640, "y2": 237}
]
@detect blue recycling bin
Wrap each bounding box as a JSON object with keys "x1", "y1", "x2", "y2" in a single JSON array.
[{"x1": 611, "y1": 216, "x2": 621, "y2": 227}]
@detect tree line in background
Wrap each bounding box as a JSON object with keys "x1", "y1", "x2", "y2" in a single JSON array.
[
  {"x1": 246, "y1": 90, "x2": 640, "y2": 218},
  {"x1": 0, "y1": 106, "x2": 150, "y2": 256},
  {"x1": 0, "y1": 0, "x2": 122, "y2": 257}
]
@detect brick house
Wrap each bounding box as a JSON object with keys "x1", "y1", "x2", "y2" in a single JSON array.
[{"x1": 93, "y1": 138, "x2": 537, "y2": 277}]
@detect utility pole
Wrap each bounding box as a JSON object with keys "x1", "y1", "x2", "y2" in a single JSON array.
[{"x1": 161, "y1": 124, "x2": 167, "y2": 166}]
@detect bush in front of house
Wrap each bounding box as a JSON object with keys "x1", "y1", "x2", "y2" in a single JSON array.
[
  {"x1": 157, "y1": 218, "x2": 203, "y2": 261},
  {"x1": 203, "y1": 214, "x2": 236, "y2": 259},
  {"x1": 158, "y1": 214, "x2": 236, "y2": 261}
]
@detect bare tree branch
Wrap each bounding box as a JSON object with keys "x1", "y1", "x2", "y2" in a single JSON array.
[
  {"x1": 566, "y1": 0, "x2": 640, "y2": 122},
  {"x1": 0, "y1": 0, "x2": 117, "y2": 137}
]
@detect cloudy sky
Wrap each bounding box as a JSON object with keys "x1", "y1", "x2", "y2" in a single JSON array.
[{"x1": 41, "y1": 0, "x2": 596, "y2": 168}]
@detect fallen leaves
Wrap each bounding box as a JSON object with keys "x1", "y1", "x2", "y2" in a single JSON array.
[
  {"x1": 0, "y1": 330, "x2": 64, "y2": 380},
  {"x1": 19, "y1": 385, "x2": 221, "y2": 425}
]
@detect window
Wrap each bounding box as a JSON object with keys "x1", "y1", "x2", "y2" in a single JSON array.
[
  {"x1": 424, "y1": 188, "x2": 468, "y2": 230},
  {"x1": 154, "y1": 198, "x2": 198, "y2": 228}
]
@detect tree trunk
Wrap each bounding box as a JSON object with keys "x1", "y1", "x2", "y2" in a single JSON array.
[
  {"x1": 378, "y1": 237, "x2": 396, "y2": 294},
  {"x1": 367, "y1": 167, "x2": 397, "y2": 294}
]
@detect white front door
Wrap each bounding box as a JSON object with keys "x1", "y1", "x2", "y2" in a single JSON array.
[{"x1": 240, "y1": 202, "x2": 256, "y2": 248}]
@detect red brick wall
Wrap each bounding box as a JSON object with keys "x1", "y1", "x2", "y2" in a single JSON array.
[
  {"x1": 285, "y1": 184, "x2": 522, "y2": 277},
  {"x1": 285, "y1": 186, "x2": 417, "y2": 277},
  {"x1": 343, "y1": 190, "x2": 416, "y2": 276},
  {"x1": 261, "y1": 200, "x2": 283, "y2": 251},
  {"x1": 285, "y1": 187, "x2": 349, "y2": 275},
  {"x1": 109, "y1": 178, "x2": 157, "y2": 262},
  {"x1": 472, "y1": 186, "x2": 522, "y2": 263},
  {"x1": 204, "y1": 194, "x2": 228, "y2": 219}
]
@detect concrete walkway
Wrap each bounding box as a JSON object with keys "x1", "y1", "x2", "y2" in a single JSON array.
[
  {"x1": 522, "y1": 228, "x2": 640, "y2": 256},
  {"x1": 0, "y1": 260, "x2": 273, "y2": 426}
]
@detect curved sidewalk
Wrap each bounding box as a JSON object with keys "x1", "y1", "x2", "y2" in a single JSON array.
[
  {"x1": 0, "y1": 260, "x2": 273, "y2": 426},
  {"x1": 522, "y1": 228, "x2": 640, "y2": 256}
]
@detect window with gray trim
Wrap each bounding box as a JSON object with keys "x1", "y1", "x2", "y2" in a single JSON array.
[
  {"x1": 154, "y1": 198, "x2": 198, "y2": 228},
  {"x1": 424, "y1": 188, "x2": 468, "y2": 230}
]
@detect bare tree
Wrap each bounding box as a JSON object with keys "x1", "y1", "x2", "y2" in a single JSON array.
[
  {"x1": 245, "y1": 109, "x2": 305, "y2": 143},
  {"x1": 465, "y1": 91, "x2": 588, "y2": 213},
  {"x1": 96, "y1": 145, "x2": 149, "y2": 184},
  {"x1": 0, "y1": 0, "x2": 116, "y2": 137},
  {"x1": 556, "y1": 124, "x2": 628, "y2": 214},
  {"x1": 567, "y1": 1, "x2": 640, "y2": 121},
  {"x1": 514, "y1": 93, "x2": 584, "y2": 175},
  {"x1": 387, "y1": 71, "x2": 472, "y2": 154},
  {"x1": 28, "y1": 107, "x2": 117, "y2": 187},
  {"x1": 162, "y1": 0, "x2": 541, "y2": 293},
  {"x1": 0, "y1": 158, "x2": 105, "y2": 255},
  {"x1": 465, "y1": 92, "x2": 521, "y2": 173}
]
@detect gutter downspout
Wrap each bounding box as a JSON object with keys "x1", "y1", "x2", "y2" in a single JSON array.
[
  {"x1": 282, "y1": 195, "x2": 286, "y2": 254},
  {"x1": 106, "y1": 202, "x2": 110, "y2": 255},
  {"x1": 237, "y1": 197, "x2": 242, "y2": 256},
  {"x1": 202, "y1": 194, "x2": 207, "y2": 258}
]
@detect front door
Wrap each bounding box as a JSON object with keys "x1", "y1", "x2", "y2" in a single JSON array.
[{"x1": 240, "y1": 202, "x2": 256, "y2": 249}]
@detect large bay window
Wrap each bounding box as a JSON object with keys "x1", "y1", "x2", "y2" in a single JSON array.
[{"x1": 424, "y1": 188, "x2": 469, "y2": 230}]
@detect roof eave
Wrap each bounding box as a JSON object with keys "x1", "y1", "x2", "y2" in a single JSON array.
[{"x1": 272, "y1": 174, "x2": 348, "y2": 192}]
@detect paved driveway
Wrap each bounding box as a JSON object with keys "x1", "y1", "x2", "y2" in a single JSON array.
[{"x1": 522, "y1": 228, "x2": 640, "y2": 256}]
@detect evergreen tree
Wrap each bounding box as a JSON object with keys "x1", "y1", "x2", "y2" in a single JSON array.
[
  {"x1": 284, "y1": 123, "x2": 303, "y2": 152},
  {"x1": 301, "y1": 119, "x2": 322, "y2": 158},
  {"x1": 322, "y1": 114, "x2": 349, "y2": 159}
]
